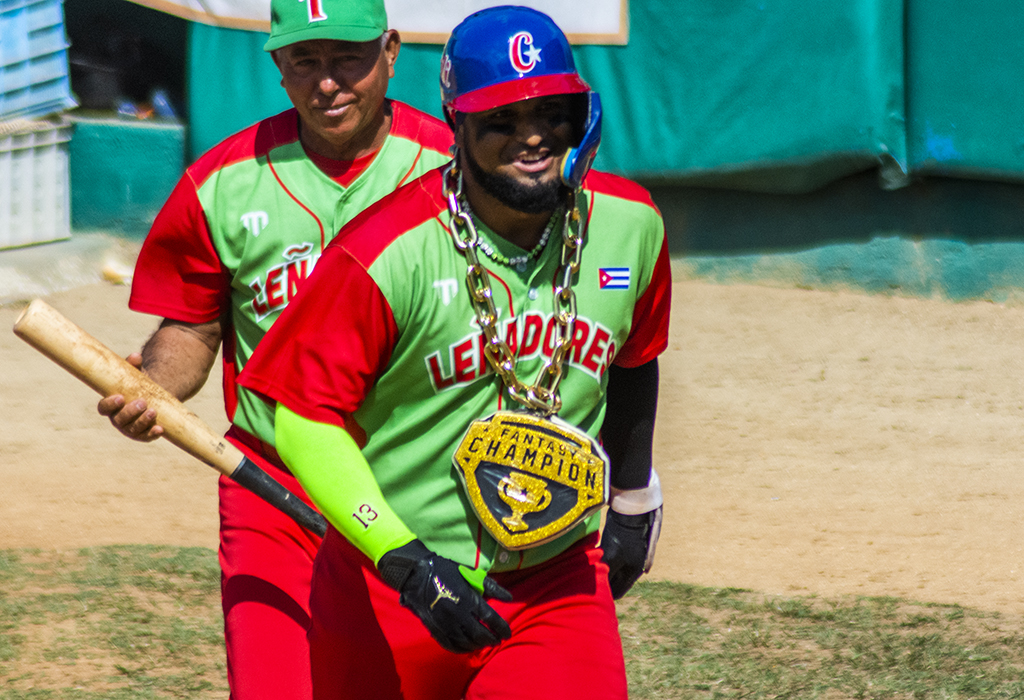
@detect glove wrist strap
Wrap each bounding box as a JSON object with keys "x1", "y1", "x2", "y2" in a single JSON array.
[
  {"x1": 377, "y1": 539, "x2": 432, "y2": 591},
  {"x1": 609, "y1": 469, "x2": 663, "y2": 515}
]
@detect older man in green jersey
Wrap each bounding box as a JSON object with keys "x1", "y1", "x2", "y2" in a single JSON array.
[{"x1": 96, "y1": 0, "x2": 452, "y2": 697}]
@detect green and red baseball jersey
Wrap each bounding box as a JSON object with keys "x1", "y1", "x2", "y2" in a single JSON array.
[
  {"x1": 239, "y1": 167, "x2": 672, "y2": 572},
  {"x1": 129, "y1": 102, "x2": 453, "y2": 443}
]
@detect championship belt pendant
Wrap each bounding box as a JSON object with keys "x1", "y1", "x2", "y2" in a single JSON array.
[{"x1": 452, "y1": 411, "x2": 609, "y2": 550}]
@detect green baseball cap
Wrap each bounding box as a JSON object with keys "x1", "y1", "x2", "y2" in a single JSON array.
[{"x1": 264, "y1": 0, "x2": 388, "y2": 51}]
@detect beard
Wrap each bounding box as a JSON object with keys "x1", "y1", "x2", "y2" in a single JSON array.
[{"x1": 462, "y1": 145, "x2": 565, "y2": 214}]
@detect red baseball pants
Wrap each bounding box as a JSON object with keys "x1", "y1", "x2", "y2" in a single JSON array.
[
  {"x1": 308, "y1": 528, "x2": 628, "y2": 700},
  {"x1": 220, "y1": 427, "x2": 322, "y2": 700}
]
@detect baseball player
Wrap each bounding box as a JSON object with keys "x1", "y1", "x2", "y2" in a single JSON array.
[
  {"x1": 95, "y1": 0, "x2": 452, "y2": 697},
  {"x1": 239, "y1": 6, "x2": 669, "y2": 699}
]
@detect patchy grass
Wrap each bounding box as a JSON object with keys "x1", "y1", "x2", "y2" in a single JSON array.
[
  {"x1": 4, "y1": 548, "x2": 1024, "y2": 699},
  {"x1": 0, "y1": 546, "x2": 225, "y2": 699},
  {"x1": 620, "y1": 581, "x2": 1024, "y2": 699}
]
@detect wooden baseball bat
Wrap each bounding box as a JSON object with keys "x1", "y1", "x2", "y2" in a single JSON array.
[{"x1": 12, "y1": 298, "x2": 327, "y2": 537}]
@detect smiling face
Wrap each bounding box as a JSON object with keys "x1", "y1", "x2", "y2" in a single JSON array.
[
  {"x1": 273, "y1": 33, "x2": 399, "y2": 160},
  {"x1": 457, "y1": 94, "x2": 576, "y2": 215}
]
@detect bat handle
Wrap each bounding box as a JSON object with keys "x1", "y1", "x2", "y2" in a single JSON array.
[
  {"x1": 12, "y1": 298, "x2": 328, "y2": 538},
  {"x1": 231, "y1": 457, "x2": 328, "y2": 537}
]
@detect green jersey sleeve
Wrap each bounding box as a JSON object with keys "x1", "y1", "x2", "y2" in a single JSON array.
[{"x1": 275, "y1": 403, "x2": 417, "y2": 564}]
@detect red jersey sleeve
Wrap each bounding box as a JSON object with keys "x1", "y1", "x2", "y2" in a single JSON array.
[
  {"x1": 238, "y1": 243, "x2": 399, "y2": 429},
  {"x1": 129, "y1": 173, "x2": 230, "y2": 322},
  {"x1": 613, "y1": 234, "x2": 672, "y2": 368}
]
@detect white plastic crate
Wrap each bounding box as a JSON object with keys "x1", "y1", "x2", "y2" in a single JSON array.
[
  {"x1": 0, "y1": 0, "x2": 77, "y2": 119},
  {"x1": 0, "y1": 116, "x2": 71, "y2": 249}
]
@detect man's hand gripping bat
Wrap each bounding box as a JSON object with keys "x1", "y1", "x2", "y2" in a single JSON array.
[{"x1": 13, "y1": 298, "x2": 327, "y2": 537}]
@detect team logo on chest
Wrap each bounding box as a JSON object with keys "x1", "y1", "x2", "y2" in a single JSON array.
[
  {"x1": 433, "y1": 278, "x2": 459, "y2": 306},
  {"x1": 249, "y1": 242, "x2": 319, "y2": 322},
  {"x1": 509, "y1": 31, "x2": 541, "y2": 74},
  {"x1": 240, "y1": 211, "x2": 269, "y2": 237}
]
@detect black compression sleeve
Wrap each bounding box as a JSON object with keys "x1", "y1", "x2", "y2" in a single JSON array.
[{"x1": 601, "y1": 358, "x2": 659, "y2": 490}]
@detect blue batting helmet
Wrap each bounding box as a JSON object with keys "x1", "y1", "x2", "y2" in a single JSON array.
[{"x1": 441, "y1": 5, "x2": 602, "y2": 189}]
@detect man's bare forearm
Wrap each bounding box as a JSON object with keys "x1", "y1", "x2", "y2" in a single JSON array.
[{"x1": 140, "y1": 318, "x2": 223, "y2": 401}]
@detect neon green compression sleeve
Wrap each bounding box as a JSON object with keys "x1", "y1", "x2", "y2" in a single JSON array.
[{"x1": 274, "y1": 403, "x2": 417, "y2": 565}]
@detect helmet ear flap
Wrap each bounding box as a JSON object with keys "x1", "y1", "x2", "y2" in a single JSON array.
[{"x1": 560, "y1": 92, "x2": 602, "y2": 189}]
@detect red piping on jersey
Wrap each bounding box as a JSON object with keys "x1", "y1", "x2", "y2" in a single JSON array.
[
  {"x1": 487, "y1": 269, "x2": 515, "y2": 318},
  {"x1": 436, "y1": 215, "x2": 517, "y2": 318},
  {"x1": 267, "y1": 153, "x2": 327, "y2": 250},
  {"x1": 487, "y1": 271, "x2": 517, "y2": 411},
  {"x1": 390, "y1": 100, "x2": 452, "y2": 189},
  {"x1": 389, "y1": 100, "x2": 454, "y2": 156},
  {"x1": 435, "y1": 213, "x2": 449, "y2": 231},
  {"x1": 584, "y1": 185, "x2": 597, "y2": 228},
  {"x1": 396, "y1": 148, "x2": 423, "y2": 188},
  {"x1": 437, "y1": 214, "x2": 516, "y2": 412},
  {"x1": 338, "y1": 170, "x2": 448, "y2": 268},
  {"x1": 544, "y1": 188, "x2": 598, "y2": 292},
  {"x1": 188, "y1": 110, "x2": 300, "y2": 189},
  {"x1": 186, "y1": 104, "x2": 450, "y2": 194}
]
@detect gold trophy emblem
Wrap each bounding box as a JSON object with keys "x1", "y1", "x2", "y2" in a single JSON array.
[
  {"x1": 498, "y1": 471, "x2": 551, "y2": 532},
  {"x1": 453, "y1": 411, "x2": 608, "y2": 549}
]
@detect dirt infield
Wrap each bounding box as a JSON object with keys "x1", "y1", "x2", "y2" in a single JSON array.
[{"x1": 3, "y1": 279, "x2": 1024, "y2": 614}]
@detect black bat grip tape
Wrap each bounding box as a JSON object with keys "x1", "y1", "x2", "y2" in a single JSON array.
[{"x1": 231, "y1": 457, "x2": 328, "y2": 538}]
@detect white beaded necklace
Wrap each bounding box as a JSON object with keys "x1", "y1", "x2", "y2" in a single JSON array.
[{"x1": 461, "y1": 200, "x2": 560, "y2": 272}]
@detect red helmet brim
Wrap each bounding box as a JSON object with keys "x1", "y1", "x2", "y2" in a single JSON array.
[{"x1": 450, "y1": 73, "x2": 590, "y2": 114}]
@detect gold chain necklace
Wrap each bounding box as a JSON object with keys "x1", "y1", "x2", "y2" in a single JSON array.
[
  {"x1": 442, "y1": 161, "x2": 585, "y2": 417},
  {"x1": 445, "y1": 160, "x2": 609, "y2": 551}
]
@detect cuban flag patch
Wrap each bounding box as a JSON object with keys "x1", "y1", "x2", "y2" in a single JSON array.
[{"x1": 599, "y1": 267, "x2": 630, "y2": 290}]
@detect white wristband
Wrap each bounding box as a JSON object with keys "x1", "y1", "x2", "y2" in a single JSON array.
[{"x1": 608, "y1": 469, "x2": 663, "y2": 515}]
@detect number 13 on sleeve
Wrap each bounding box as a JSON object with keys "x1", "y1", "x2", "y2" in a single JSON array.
[{"x1": 274, "y1": 403, "x2": 417, "y2": 564}]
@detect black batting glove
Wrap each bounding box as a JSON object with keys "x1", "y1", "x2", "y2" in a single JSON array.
[
  {"x1": 600, "y1": 506, "x2": 663, "y2": 599},
  {"x1": 377, "y1": 539, "x2": 513, "y2": 653}
]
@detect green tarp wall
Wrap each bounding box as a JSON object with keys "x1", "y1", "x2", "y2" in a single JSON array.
[
  {"x1": 905, "y1": 0, "x2": 1024, "y2": 181},
  {"x1": 187, "y1": 0, "x2": 1024, "y2": 193}
]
